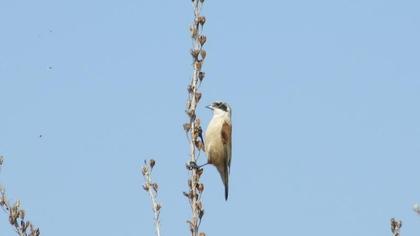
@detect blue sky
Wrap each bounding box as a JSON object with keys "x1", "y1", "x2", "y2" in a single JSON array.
[{"x1": 1, "y1": 0, "x2": 420, "y2": 235}]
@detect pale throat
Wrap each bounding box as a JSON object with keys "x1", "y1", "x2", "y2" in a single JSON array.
[{"x1": 212, "y1": 109, "x2": 230, "y2": 119}]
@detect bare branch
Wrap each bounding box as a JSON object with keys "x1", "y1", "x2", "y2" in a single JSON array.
[{"x1": 141, "y1": 159, "x2": 161, "y2": 236}]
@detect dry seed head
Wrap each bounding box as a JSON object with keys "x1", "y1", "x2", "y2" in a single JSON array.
[
  {"x1": 197, "y1": 16, "x2": 206, "y2": 26},
  {"x1": 196, "y1": 168, "x2": 203, "y2": 177},
  {"x1": 194, "y1": 61, "x2": 202, "y2": 70},
  {"x1": 195, "y1": 92, "x2": 202, "y2": 103},
  {"x1": 18, "y1": 209, "x2": 25, "y2": 219},
  {"x1": 199, "y1": 233, "x2": 206, "y2": 236},
  {"x1": 191, "y1": 49, "x2": 200, "y2": 60},
  {"x1": 200, "y1": 50, "x2": 207, "y2": 60},
  {"x1": 183, "y1": 123, "x2": 192, "y2": 132},
  {"x1": 142, "y1": 184, "x2": 149, "y2": 191},
  {"x1": 194, "y1": 140, "x2": 204, "y2": 150},
  {"x1": 141, "y1": 166, "x2": 147, "y2": 176},
  {"x1": 152, "y1": 183, "x2": 159, "y2": 192},
  {"x1": 187, "y1": 84, "x2": 194, "y2": 93},
  {"x1": 198, "y1": 71, "x2": 205, "y2": 81},
  {"x1": 186, "y1": 108, "x2": 195, "y2": 118},
  {"x1": 198, "y1": 35, "x2": 207, "y2": 46},
  {"x1": 190, "y1": 25, "x2": 198, "y2": 38},
  {"x1": 199, "y1": 209, "x2": 204, "y2": 219},
  {"x1": 195, "y1": 201, "x2": 202, "y2": 210},
  {"x1": 15, "y1": 200, "x2": 21, "y2": 209},
  {"x1": 149, "y1": 159, "x2": 155, "y2": 169},
  {"x1": 197, "y1": 183, "x2": 204, "y2": 193}
]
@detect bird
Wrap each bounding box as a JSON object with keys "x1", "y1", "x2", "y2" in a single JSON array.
[{"x1": 205, "y1": 101, "x2": 232, "y2": 200}]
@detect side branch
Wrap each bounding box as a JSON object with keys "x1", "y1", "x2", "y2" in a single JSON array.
[
  {"x1": 0, "y1": 156, "x2": 40, "y2": 236},
  {"x1": 141, "y1": 159, "x2": 162, "y2": 236}
]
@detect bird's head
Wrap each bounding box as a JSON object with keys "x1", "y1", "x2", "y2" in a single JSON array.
[{"x1": 206, "y1": 101, "x2": 232, "y2": 117}]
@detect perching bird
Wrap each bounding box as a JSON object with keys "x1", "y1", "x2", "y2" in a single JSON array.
[{"x1": 205, "y1": 101, "x2": 232, "y2": 200}]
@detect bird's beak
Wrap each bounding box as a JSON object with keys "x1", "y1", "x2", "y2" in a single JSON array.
[{"x1": 206, "y1": 104, "x2": 214, "y2": 110}]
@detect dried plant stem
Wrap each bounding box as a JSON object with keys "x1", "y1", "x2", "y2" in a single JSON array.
[
  {"x1": 183, "y1": 0, "x2": 208, "y2": 236},
  {"x1": 390, "y1": 218, "x2": 402, "y2": 236},
  {"x1": 141, "y1": 159, "x2": 161, "y2": 236},
  {"x1": 0, "y1": 156, "x2": 40, "y2": 236}
]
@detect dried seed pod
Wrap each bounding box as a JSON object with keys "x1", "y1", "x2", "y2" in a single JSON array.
[
  {"x1": 197, "y1": 183, "x2": 204, "y2": 193},
  {"x1": 183, "y1": 123, "x2": 191, "y2": 132},
  {"x1": 190, "y1": 25, "x2": 198, "y2": 38},
  {"x1": 195, "y1": 201, "x2": 202, "y2": 210},
  {"x1": 18, "y1": 209, "x2": 25, "y2": 220},
  {"x1": 187, "y1": 84, "x2": 194, "y2": 93},
  {"x1": 197, "y1": 16, "x2": 206, "y2": 26},
  {"x1": 149, "y1": 159, "x2": 155, "y2": 169},
  {"x1": 198, "y1": 72, "x2": 205, "y2": 81},
  {"x1": 194, "y1": 61, "x2": 202, "y2": 70},
  {"x1": 195, "y1": 92, "x2": 202, "y2": 103},
  {"x1": 198, "y1": 35, "x2": 207, "y2": 46},
  {"x1": 195, "y1": 140, "x2": 204, "y2": 150},
  {"x1": 142, "y1": 184, "x2": 149, "y2": 191},
  {"x1": 199, "y1": 233, "x2": 206, "y2": 236},
  {"x1": 196, "y1": 168, "x2": 203, "y2": 177},
  {"x1": 186, "y1": 108, "x2": 195, "y2": 118},
  {"x1": 141, "y1": 166, "x2": 147, "y2": 176},
  {"x1": 152, "y1": 183, "x2": 159, "y2": 192},
  {"x1": 200, "y1": 50, "x2": 207, "y2": 60},
  {"x1": 199, "y1": 209, "x2": 204, "y2": 219},
  {"x1": 191, "y1": 49, "x2": 200, "y2": 60}
]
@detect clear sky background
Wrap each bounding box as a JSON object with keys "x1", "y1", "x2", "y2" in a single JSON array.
[{"x1": 1, "y1": 0, "x2": 420, "y2": 235}]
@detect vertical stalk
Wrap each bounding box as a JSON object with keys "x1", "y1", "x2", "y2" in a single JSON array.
[{"x1": 184, "y1": 1, "x2": 207, "y2": 236}]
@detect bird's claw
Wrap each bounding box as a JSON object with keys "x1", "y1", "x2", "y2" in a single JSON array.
[{"x1": 186, "y1": 161, "x2": 200, "y2": 170}]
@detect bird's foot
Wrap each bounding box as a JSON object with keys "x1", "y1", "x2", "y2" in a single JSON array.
[
  {"x1": 186, "y1": 161, "x2": 199, "y2": 170},
  {"x1": 186, "y1": 161, "x2": 206, "y2": 170}
]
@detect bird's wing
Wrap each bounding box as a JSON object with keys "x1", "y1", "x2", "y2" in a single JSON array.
[{"x1": 221, "y1": 121, "x2": 232, "y2": 169}]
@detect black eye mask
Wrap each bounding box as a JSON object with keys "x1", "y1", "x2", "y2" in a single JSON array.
[{"x1": 213, "y1": 102, "x2": 228, "y2": 112}]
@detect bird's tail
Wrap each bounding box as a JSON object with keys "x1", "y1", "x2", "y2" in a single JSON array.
[
  {"x1": 224, "y1": 174, "x2": 229, "y2": 201},
  {"x1": 223, "y1": 165, "x2": 229, "y2": 201},
  {"x1": 217, "y1": 164, "x2": 229, "y2": 201}
]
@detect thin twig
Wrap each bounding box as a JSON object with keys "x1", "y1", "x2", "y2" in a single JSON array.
[
  {"x1": 183, "y1": 0, "x2": 207, "y2": 235},
  {"x1": 0, "y1": 156, "x2": 40, "y2": 236},
  {"x1": 141, "y1": 159, "x2": 161, "y2": 236}
]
